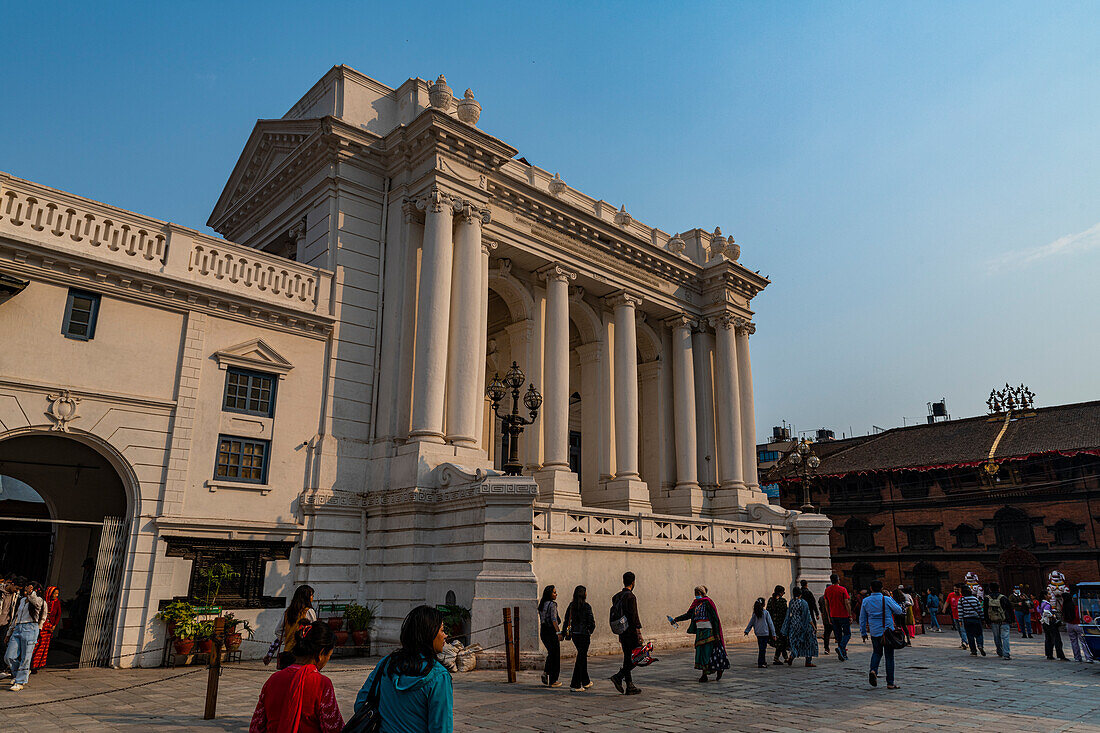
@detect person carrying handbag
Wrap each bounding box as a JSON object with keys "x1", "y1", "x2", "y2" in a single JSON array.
[{"x1": 859, "y1": 579, "x2": 906, "y2": 690}]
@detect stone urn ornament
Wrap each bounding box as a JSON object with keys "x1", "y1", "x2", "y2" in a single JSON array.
[
  {"x1": 457, "y1": 89, "x2": 481, "y2": 125},
  {"x1": 428, "y1": 75, "x2": 452, "y2": 110},
  {"x1": 727, "y1": 236, "x2": 740, "y2": 261}
]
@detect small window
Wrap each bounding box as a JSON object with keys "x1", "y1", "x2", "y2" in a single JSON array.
[
  {"x1": 953, "y1": 524, "x2": 981, "y2": 549},
  {"x1": 1052, "y1": 521, "x2": 1082, "y2": 547},
  {"x1": 62, "y1": 289, "x2": 101, "y2": 340},
  {"x1": 214, "y1": 436, "x2": 269, "y2": 484},
  {"x1": 223, "y1": 368, "x2": 277, "y2": 417},
  {"x1": 165, "y1": 538, "x2": 292, "y2": 609},
  {"x1": 903, "y1": 527, "x2": 938, "y2": 550}
]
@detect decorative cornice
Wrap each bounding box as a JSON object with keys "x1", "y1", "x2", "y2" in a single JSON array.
[{"x1": 212, "y1": 338, "x2": 294, "y2": 378}]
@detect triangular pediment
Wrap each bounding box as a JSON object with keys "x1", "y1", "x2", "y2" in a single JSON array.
[
  {"x1": 212, "y1": 338, "x2": 294, "y2": 376},
  {"x1": 207, "y1": 118, "x2": 326, "y2": 233}
]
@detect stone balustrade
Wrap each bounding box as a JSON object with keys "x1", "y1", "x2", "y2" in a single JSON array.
[
  {"x1": 0, "y1": 172, "x2": 331, "y2": 315},
  {"x1": 533, "y1": 503, "x2": 793, "y2": 555}
]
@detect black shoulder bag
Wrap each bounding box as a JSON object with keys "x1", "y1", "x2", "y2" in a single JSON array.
[
  {"x1": 881, "y1": 596, "x2": 907, "y2": 651},
  {"x1": 342, "y1": 656, "x2": 388, "y2": 733}
]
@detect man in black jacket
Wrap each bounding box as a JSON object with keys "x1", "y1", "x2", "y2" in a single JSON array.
[{"x1": 610, "y1": 571, "x2": 643, "y2": 695}]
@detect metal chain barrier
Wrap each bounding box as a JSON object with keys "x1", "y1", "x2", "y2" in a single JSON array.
[{"x1": 0, "y1": 667, "x2": 205, "y2": 711}]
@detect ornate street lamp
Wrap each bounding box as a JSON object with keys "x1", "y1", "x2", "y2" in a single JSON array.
[
  {"x1": 770, "y1": 438, "x2": 821, "y2": 513},
  {"x1": 486, "y1": 361, "x2": 542, "y2": 476}
]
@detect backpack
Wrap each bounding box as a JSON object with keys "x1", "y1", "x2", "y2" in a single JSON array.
[
  {"x1": 988, "y1": 594, "x2": 1007, "y2": 623},
  {"x1": 609, "y1": 593, "x2": 629, "y2": 635}
]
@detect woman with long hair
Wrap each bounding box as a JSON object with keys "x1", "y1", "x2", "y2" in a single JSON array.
[
  {"x1": 781, "y1": 588, "x2": 819, "y2": 667},
  {"x1": 355, "y1": 605, "x2": 453, "y2": 732},
  {"x1": 670, "y1": 585, "x2": 730, "y2": 682},
  {"x1": 562, "y1": 585, "x2": 595, "y2": 692},
  {"x1": 264, "y1": 585, "x2": 316, "y2": 669},
  {"x1": 250, "y1": 620, "x2": 343, "y2": 732},
  {"x1": 891, "y1": 589, "x2": 912, "y2": 646},
  {"x1": 766, "y1": 585, "x2": 791, "y2": 664},
  {"x1": 538, "y1": 585, "x2": 562, "y2": 687},
  {"x1": 30, "y1": 586, "x2": 61, "y2": 673},
  {"x1": 744, "y1": 597, "x2": 777, "y2": 668}
]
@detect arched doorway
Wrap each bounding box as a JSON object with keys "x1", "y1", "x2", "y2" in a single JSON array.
[
  {"x1": 0, "y1": 433, "x2": 131, "y2": 667},
  {"x1": 998, "y1": 545, "x2": 1042, "y2": 596}
]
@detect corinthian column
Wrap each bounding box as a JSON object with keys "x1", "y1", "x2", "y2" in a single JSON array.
[
  {"x1": 711, "y1": 311, "x2": 763, "y2": 517},
  {"x1": 533, "y1": 264, "x2": 581, "y2": 506},
  {"x1": 445, "y1": 202, "x2": 492, "y2": 448},
  {"x1": 409, "y1": 186, "x2": 457, "y2": 443},
  {"x1": 665, "y1": 315, "x2": 702, "y2": 515},
  {"x1": 736, "y1": 320, "x2": 759, "y2": 490}
]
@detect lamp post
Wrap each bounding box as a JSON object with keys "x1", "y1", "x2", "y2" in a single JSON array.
[
  {"x1": 486, "y1": 361, "x2": 542, "y2": 476},
  {"x1": 774, "y1": 438, "x2": 821, "y2": 513}
]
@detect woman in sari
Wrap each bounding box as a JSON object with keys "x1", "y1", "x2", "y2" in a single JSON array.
[
  {"x1": 29, "y1": 586, "x2": 60, "y2": 673},
  {"x1": 781, "y1": 588, "x2": 819, "y2": 667},
  {"x1": 250, "y1": 620, "x2": 343, "y2": 733},
  {"x1": 670, "y1": 585, "x2": 729, "y2": 682}
]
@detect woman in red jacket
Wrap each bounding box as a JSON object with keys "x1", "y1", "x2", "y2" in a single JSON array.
[
  {"x1": 30, "y1": 586, "x2": 61, "y2": 672},
  {"x1": 250, "y1": 621, "x2": 344, "y2": 733}
]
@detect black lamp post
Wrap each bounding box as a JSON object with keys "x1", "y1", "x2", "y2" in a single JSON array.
[
  {"x1": 771, "y1": 438, "x2": 821, "y2": 513},
  {"x1": 486, "y1": 361, "x2": 542, "y2": 476}
]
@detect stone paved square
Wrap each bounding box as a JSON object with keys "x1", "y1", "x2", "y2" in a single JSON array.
[{"x1": 1, "y1": 633, "x2": 1097, "y2": 731}]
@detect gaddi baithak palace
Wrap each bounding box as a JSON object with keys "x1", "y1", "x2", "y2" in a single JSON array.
[{"x1": 0, "y1": 66, "x2": 831, "y2": 666}]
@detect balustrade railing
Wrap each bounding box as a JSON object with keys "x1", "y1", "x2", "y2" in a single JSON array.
[
  {"x1": 0, "y1": 173, "x2": 331, "y2": 315},
  {"x1": 533, "y1": 503, "x2": 793, "y2": 554}
]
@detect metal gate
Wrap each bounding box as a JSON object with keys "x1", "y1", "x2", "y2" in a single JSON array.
[{"x1": 79, "y1": 516, "x2": 128, "y2": 667}]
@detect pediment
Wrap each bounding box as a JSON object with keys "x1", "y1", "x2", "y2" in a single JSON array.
[
  {"x1": 212, "y1": 338, "x2": 294, "y2": 377},
  {"x1": 207, "y1": 118, "x2": 326, "y2": 232}
]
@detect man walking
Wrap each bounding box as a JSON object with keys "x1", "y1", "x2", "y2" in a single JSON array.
[
  {"x1": 1012, "y1": 589, "x2": 1032, "y2": 638},
  {"x1": 860, "y1": 579, "x2": 904, "y2": 690},
  {"x1": 945, "y1": 584, "x2": 967, "y2": 649},
  {"x1": 824, "y1": 573, "x2": 852, "y2": 661},
  {"x1": 1063, "y1": 584, "x2": 1094, "y2": 663},
  {"x1": 925, "y1": 588, "x2": 942, "y2": 632},
  {"x1": 984, "y1": 582, "x2": 1013, "y2": 660},
  {"x1": 609, "y1": 571, "x2": 643, "y2": 695},
  {"x1": 2, "y1": 580, "x2": 47, "y2": 691}
]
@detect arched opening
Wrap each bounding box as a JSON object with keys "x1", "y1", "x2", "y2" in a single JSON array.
[
  {"x1": 850, "y1": 562, "x2": 878, "y2": 592},
  {"x1": 910, "y1": 561, "x2": 943, "y2": 595},
  {"x1": 841, "y1": 517, "x2": 876, "y2": 552},
  {"x1": 993, "y1": 506, "x2": 1033, "y2": 549},
  {"x1": 0, "y1": 433, "x2": 131, "y2": 668}
]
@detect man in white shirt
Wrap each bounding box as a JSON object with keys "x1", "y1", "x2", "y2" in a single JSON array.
[{"x1": 2, "y1": 581, "x2": 47, "y2": 691}]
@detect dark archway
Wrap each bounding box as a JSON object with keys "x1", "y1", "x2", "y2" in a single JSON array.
[
  {"x1": 0, "y1": 433, "x2": 130, "y2": 667},
  {"x1": 998, "y1": 545, "x2": 1042, "y2": 596}
]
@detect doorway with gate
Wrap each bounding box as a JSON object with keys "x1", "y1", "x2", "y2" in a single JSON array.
[{"x1": 0, "y1": 432, "x2": 131, "y2": 668}]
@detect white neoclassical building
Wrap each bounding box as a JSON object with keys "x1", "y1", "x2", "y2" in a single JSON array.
[{"x1": 0, "y1": 65, "x2": 830, "y2": 666}]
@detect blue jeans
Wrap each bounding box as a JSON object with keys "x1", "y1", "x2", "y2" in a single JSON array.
[
  {"x1": 4, "y1": 623, "x2": 40, "y2": 685},
  {"x1": 831, "y1": 618, "x2": 851, "y2": 657},
  {"x1": 991, "y1": 622, "x2": 1011, "y2": 657},
  {"x1": 963, "y1": 618, "x2": 984, "y2": 653},
  {"x1": 928, "y1": 612, "x2": 941, "y2": 630},
  {"x1": 869, "y1": 635, "x2": 894, "y2": 685},
  {"x1": 1014, "y1": 610, "x2": 1030, "y2": 636},
  {"x1": 956, "y1": 619, "x2": 967, "y2": 644}
]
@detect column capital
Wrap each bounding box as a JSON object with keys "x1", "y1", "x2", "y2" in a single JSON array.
[
  {"x1": 604, "y1": 291, "x2": 642, "y2": 310},
  {"x1": 537, "y1": 263, "x2": 577, "y2": 283},
  {"x1": 481, "y1": 240, "x2": 498, "y2": 256},
  {"x1": 414, "y1": 185, "x2": 461, "y2": 214},
  {"x1": 663, "y1": 313, "x2": 697, "y2": 330},
  {"x1": 458, "y1": 200, "x2": 492, "y2": 226},
  {"x1": 709, "y1": 312, "x2": 738, "y2": 330},
  {"x1": 736, "y1": 319, "x2": 756, "y2": 336}
]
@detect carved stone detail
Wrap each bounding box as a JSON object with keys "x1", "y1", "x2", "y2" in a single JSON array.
[
  {"x1": 458, "y1": 201, "x2": 492, "y2": 226},
  {"x1": 456, "y1": 89, "x2": 481, "y2": 125},
  {"x1": 709, "y1": 312, "x2": 737, "y2": 331},
  {"x1": 538, "y1": 263, "x2": 577, "y2": 283},
  {"x1": 415, "y1": 185, "x2": 460, "y2": 215},
  {"x1": 667, "y1": 235, "x2": 686, "y2": 254},
  {"x1": 548, "y1": 173, "x2": 567, "y2": 197},
  {"x1": 428, "y1": 75, "x2": 452, "y2": 110},
  {"x1": 709, "y1": 227, "x2": 727, "y2": 257},
  {"x1": 604, "y1": 291, "x2": 642, "y2": 309},
  {"x1": 45, "y1": 390, "x2": 81, "y2": 432},
  {"x1": 614, "y1": 205, "x2": 633, "y2": 228},
  {"x1": 568, "y1": 285, "x2": 585, "y2": 303}
]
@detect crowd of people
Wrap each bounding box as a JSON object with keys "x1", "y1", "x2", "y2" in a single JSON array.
[{"x1": 0, "y1": 575, "x2": 61, "y2": 692}]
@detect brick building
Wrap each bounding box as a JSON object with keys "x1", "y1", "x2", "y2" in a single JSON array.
[{"x1": 775, "y1": 399, "x2": 1100, "y2": 594}]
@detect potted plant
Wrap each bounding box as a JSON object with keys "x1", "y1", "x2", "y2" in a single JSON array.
[
  {"x1": 326, "y1": 615, "x2": 344, "y2": 632},
  {"x1": 196, "y1": 562, "x2": 238, "y2": 608},
  {"x1": 436, "y1": 604, "x2": 471, "y2": 646},
  {"x1": 172, "y1": 620, "x2": 197, "y2": 656},
  {"x1": 222, "y1": 613, "x2": 254, "y2": 652},
  {"x1": 345, "y1": 602, "x2": 377, "y2": 648},
  {"x1": 155, "y1": 601, "x2": 197, "y2": 639},
  {"x1": 195, "y1": 619, "x2": 216, "y2": 655}
]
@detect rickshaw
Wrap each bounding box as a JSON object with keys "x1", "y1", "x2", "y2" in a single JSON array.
[{"x1": 1076, "y1": 582, "x2": 1100, "y2": 660}]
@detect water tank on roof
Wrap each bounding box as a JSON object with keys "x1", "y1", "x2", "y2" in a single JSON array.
[
  {"x1": 816, "y1": 429, "x2": 835, "y2": 441},
  {"x1": 932, "y1": 401, "x2": 947, "y2": 417},
  {"x1": 772, "y1": 426, "x2": 791, "y2": 441}
]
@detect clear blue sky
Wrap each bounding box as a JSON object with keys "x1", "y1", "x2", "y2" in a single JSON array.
[{"x1": 3, "y1": 2, "x2": 1097, "y2": 438}]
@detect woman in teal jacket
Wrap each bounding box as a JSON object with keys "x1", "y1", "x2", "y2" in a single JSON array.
[{"x1": 355, "y1": 605, "x2": 453, "y2": 733}]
